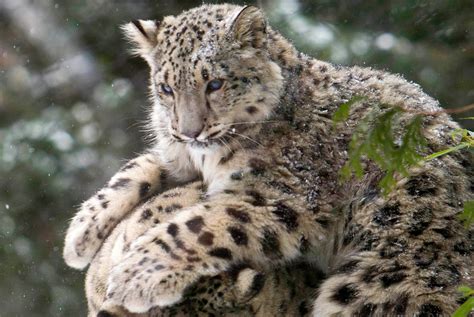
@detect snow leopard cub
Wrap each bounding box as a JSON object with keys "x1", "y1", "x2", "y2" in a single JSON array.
[{"x1": 64, "y1": 4, "x2": 474, "y2": 316}]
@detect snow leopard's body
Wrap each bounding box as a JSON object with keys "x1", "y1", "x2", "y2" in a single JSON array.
[{"x1": 64, "y1": 4, "x2": 474, "y2": 316}]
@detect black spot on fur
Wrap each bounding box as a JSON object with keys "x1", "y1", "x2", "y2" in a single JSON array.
[
  {"x1": 227, "y1": 226, "x2": 248, "y2": 246},
  {"x1": 226, "y1": 207, "x2": 251, "y2": 223},
  {"x1": 167, "y1": 223, "x2": 179, "y2": 237},
  {"x1": 139, "y1": 182, "x2": 151, "y2": 198},
  {"x1": 245, "y1": 190, "x2": 266, "y2": 206},
  {"x1": 165, "y1": 203, "x2": 182, "y2": 213},
  {"x1": 208, "y1": 247, "x2": 232, "y2": 260},
  {"x1": 426, "y1": 264, "x2": 461, "y2": 289},
  {"x1": 159, "y1": 168, "x2": 168, "y2": 183},
  {"x1": 393, "y1": 294, "x2": 409, "y2": 315},
  {"x1": 246, "y1": 106, "x2": 258, "y2": 114},
  {"x1": 379, "y1": 237, "x2": 407, "y2": 258},
  {"x1": 380, "y1": 272, "x2": 407, "y2": 288},
  {"x1": 362, "y1": 265, "x2": 379, "y2": 283},
  {"x1": 383, "y1": 293, "x2": 409, "y2": 315},
  {"x1": 373, "y1": 203, "x2": 400, "y2": 227},
  {"x1": 248, "y1": 158, "x2": 266, "y2": 176},
  {"x1": 186, "y1": 256, "x2": 201, "y2": 263},
  {"x1": 186, "y1": 216, "x2": 204, "y2": 234},
  {"x1": 363, "y1": 262, "x2": 407, "y2": 284},
  {"x1": 414, "y1": 242, "x2": 439, "y2": 268},
  {"x1": 431, "y1": 227, "x2": 453, "y2": 239},
  {"x1": 174, "y1": 238, "x2": 196, "y2": 255},
  {"x1": 141, "y1": 208, "x2": 153, "y2": 221},
  {"x1": 356, "y1": 303, "x2": 376, "y2": 316},
  {"x1": 261, "y1": 229, "x2": 282, "y2": 259},
  {"x1": 198, "y1": 231, "x2": 214, "y2": 246},
  {"x1": 408, "y1": 207, "x2": 433, "y2": 236},
  {"x1": 269, "y1": 180, "x2": 294, "y2": 194},
  {"x1": 405, "y1": 174, "x2": 438, "y2": 197},
  {"x1": 315, "y1": 216, "x2": 331, "y2": 229},
  {"x1": 101, "y1": 201, "x2": 109, "y2": 209},
  {"x1": 343, "y1": 223, "x2": 363, "y2": 246},
  {"x1": 154, "y1": 239, "x2": 170, "y2": 253},
  {"x1": 138, "y1": 257, "x2": 149, "y2": 265},
  {"x1": 358, "y1": 230, "x2": 379, "y2": 251},
  {"x1": 418, "y1": 303, "x2": 443, "y2": 317},
  {"x1": 272, "y1": 202, "x2": 299, "y2": 231},
  {"x1": 110, "y1": 178, "x2": 131, "y2": 189},
  {"x1": 331, "y1": 283, "x2": 359, "y2": 304},
  {"x1": 336, "y1": 259, "x2": 360, "y2": 274},
  {"x1": 453, "y1": 240, "x2": 473, "y2": 255},
  {"x1": 248, "y1": 272, "x2": 265, "y2": 296}
]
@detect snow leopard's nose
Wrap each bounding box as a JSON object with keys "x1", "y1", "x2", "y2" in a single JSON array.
[
  {"x1": 178, "y1": 111, "x2": 205, "y2": 139},
  {"x1": 175, "y1": 92, "x2": 208, "y2": 139},
  {"x1": 180, "y1": 125, "x2": 204, "y2": 139}
]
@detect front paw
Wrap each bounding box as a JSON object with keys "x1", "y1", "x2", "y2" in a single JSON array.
[
  {"x1": 106, "y1": 249, "x2": 202, "y2": 313},
  {"x1": 63, "y1": 215, "x2": 100, "y2": 269}
]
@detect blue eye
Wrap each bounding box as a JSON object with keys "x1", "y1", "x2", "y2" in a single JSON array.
[
  {"x1": 207, "y1": 79, "x2": 223, "y2": 92},
  {"x1": 161, "y1": 84, "x2": 173, "y2": 95}
]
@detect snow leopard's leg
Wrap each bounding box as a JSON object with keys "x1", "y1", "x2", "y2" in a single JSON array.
[
  {"x1": 104, "y1": 186, "x2": 328, "y2": 313},
  {"x1": 87, "y1": 182, "x2": 272, "y2": 317},
  {"x1": 64, "y1": 153, "x2": 170, "y2": 269},
  {"x1": 93, "y1": 267, "x2": 268, "y2": 317}
]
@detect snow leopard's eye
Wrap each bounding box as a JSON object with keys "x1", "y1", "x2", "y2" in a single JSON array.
[
  {"x1": 161, "y1": 84, "x2": 174, "y2": 95},
  {"x1": 206, "y1": 79, "x2": 223, "y2": 93}
]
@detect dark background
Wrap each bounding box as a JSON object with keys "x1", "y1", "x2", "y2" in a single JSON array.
[{"x1": 0, "y1": 0, "x2": 472, "y2": 315}]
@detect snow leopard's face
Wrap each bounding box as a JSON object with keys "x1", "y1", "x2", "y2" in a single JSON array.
[{"x1": 123, "y1": 4, "x2": 283, "y2": 149}]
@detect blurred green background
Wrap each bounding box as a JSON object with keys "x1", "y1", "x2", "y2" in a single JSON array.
[{"x1": 0, "y1": 0, "x2": 472, "y2": 315}]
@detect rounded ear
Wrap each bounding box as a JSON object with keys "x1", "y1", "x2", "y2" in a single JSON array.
[
  {"x1": 228, "y1": 6, "x2": 267, "y2": 48},
  {"x1": 121, "y1": 19, "x2": 161, "y2": 64}
]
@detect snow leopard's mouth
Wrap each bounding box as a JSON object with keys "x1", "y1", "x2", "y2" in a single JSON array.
[
  {"x1": 189, "y1": 136, "x2": 230, "y2": 148},
  {"x1": 190, "y1": 140, "x2": 212, "y2": 148},
  {"x1": 172, "y1": 126, "x2": 248, "y2": 150}
]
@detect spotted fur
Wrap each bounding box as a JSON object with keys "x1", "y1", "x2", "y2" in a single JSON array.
[
  {"x1": 64, "y1": 4, "x2": 474, "y2": 316},
  {"x1": 86, "y1": 182, "x2": 321, "y2": 316}
]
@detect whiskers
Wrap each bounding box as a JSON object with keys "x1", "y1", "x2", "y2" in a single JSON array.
[
  {"x1": 217, "y1": 136, "x2": 233, "y2": 154},
  {"x1": 221, "y1": 120, "x2": 283, "y2": 127},
  {"x1": 209, "y1": 120, "x2": 276, "y2": 150},
  {"x1": 228, "y1": 131, "x2": 263, "y2": 147}
]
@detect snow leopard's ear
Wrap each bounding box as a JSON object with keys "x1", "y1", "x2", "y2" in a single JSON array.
[
  {"x1": 122, "y1": 19, "x2": 161, "y2": 64},
  {"x1": 228, "y1": 6, "x2": 267, "y2": 48}
]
